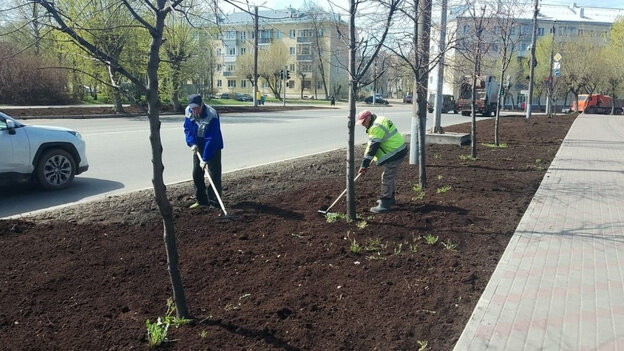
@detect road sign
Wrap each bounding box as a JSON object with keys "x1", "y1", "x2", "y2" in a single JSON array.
[
  {"x1": 553, "y1": 62, "x2": 561, "y2": 70},
  {"x1": 554, "y1": 53, "x2": 562, "y2": 62},
  {"x1": 554, "y1": 69, "x2": 560, "y2": 77}
]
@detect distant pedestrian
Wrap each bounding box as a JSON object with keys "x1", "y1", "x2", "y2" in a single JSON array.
[
  {"x1": 356, "y1": 110, "x2": 407, "y2": 213},
  {"x1": 330, "y1": 95, "x2": 335, "y2": 106},
  {"x1": 260, "y1": 94, "x2": 266, "y2": 105},
  {"x1": 256, "y1": 91, "x2": 262, "y2": 105},
  {"x1": 184, "y1": 94, "x2": 224, "y2": 209}
]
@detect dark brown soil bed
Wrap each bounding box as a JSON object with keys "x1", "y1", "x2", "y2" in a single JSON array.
[
  {"x1": 0, "y1": 114, "x2": 576, "y2": 350},
  {"x1": 3, "y1": 104, "x2": 330, "y2": 118}
]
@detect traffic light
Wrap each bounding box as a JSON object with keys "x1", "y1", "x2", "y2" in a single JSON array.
[
  {"x1": 279, "y1": 70, "x2": 284, "y2": 79},
  {"x1": 286, "y1": 70, "x2": 291, "y2": 79}
]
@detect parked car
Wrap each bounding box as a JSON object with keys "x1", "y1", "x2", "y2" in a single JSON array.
[
  {"x1": 403, "y1": 94, "x2": 413, "y2": 104},
  {"x1": 234, "y1": 93, "x2": 252, "y2": 102},
  {"x1": 0, "y1": 112, "x2": 88, "y2": 190},
  {"x1": 220, "y1": 93, "x2": 230, "y2": 99},
  {"x1": 364, "y1": 94, "x2": 389, "y2": 105}
]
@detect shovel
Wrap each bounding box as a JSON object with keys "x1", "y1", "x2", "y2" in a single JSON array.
[
  {"x1": 318, "y1": 172, "x2": 363, "y2": 216},
  {"x1": 196, "y1": 151, "x2": 237, "y2": 220}
]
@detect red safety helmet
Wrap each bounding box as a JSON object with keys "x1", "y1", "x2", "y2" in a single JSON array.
[{"x1": 356, "y1": 110, "x2": 372, "y2": 125}]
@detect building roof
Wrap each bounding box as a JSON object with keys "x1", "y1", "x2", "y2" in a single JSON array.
[
  {"x1": 452, "y1": 2, "x2": 624, "y2": 25},
  {"x1": 219, "y1": 8, "x2": 343, "y2": 26}
]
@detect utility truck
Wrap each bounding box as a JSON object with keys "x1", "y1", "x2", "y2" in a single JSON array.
[
  {"x1": 572, "y1": 94, "x2": 623, "y2": 115},
  {"x1": 457, "y1": 75, "x2": 499, "y2": 117}
]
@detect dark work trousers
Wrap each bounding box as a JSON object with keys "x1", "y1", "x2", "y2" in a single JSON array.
[{"x1": 192, "y1": 149, "x2": 222, "y2": 206}]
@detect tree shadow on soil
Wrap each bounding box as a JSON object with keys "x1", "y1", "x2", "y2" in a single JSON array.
[
  {"x1": 233, "y1": 201, "x2": 305, "y2": 220},
  {"x1": 201, "y1": 319, "x2": 301, "y2": 351}
]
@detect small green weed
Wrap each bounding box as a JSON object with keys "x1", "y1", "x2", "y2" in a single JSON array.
[
  {"x1": 200, "y1": 330, "x2": 208, "y2": 338},
  {"x1": 535, "y1": 159, "x2": 544, "y2": 171},
  {"x1": 459, "y1": 154, "x2": 478, "y2": 161},
  {"x1": 356, "y1": 220, "x2": 367, "y2": 229},
  {"x1": 417, "y1": 340, "x2": 429, "y2": 351},
  {"x1": 433, "y1": 153, "x2": 441, "y2": 159},
  {"x1": 364, "y1": 238, "x2": 383, "y2": 252},
  {"x1": 482, "y1": 142, "x2": 508, "y2": 148},
  {"x1": 145, "y1": 299, "x2": 192, "y2": 348},
  {"x1": 326, "y1": 212, "x2": 347, "y2": 223},
  {"x1": 441, "y1": 239, "x2": 458, "y2": 251},
  {"x1": 291, "y1": 232, "x2": 304, "y2": 238},
  {"x1": 350, "y1": 238, "x2": 361, "y2": 254},
  {"x1": 423, "y1": 234, "x2": 438, "y2": 245},
  {"x1": 436, "y1": 185, "x2": 452, "y2": 194},
  {"x1": 412, "y1": 184, "x2": 425, "y2": 201},
  {"x1": 393, "y1": 243, "x2": 403, "y2": 255},
  {"x1": 437, "y1": 175, "x2": 444, "y2": 180}
]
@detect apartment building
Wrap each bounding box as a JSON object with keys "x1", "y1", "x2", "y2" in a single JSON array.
[
  {"x1": 213, "y1": 8, "x2": 349, "y2": 100},
  {"x1": 434, "y1": 2, "x2": 624, "y2": 108}
]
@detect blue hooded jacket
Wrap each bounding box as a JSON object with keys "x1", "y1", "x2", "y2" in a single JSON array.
[{"x1": 183, "y1": 104, "x2": 224, "y2": 161}]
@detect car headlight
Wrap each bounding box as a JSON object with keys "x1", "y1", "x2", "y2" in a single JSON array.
[{"x1": 68, "y1": 131, "x2": 83, "y2": 139}]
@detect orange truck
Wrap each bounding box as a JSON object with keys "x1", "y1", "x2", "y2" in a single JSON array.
[{"x1": 572, "y1": 94, "x2": 624, "y2": 114}]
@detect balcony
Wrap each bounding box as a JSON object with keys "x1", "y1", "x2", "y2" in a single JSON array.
[
  {"x1": 297, "y1": 54, "x2": 313, "y2": 61},
  {"x1": 223, "y1": 55, "x2": 236, "y2": 63},
  {"x1": 259, "y1": 37, "x2": 272, "y2": 44},
  {"x1": 297, "y1": 37, "x2": 313, "y2": 43},
  {"x1": 223, "y1": 71, "x2": 235, "y2": 77}
]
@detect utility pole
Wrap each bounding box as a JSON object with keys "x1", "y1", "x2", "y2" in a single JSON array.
[
  {"x1": 526, "y1": 0, "x2": 539, "y2": 119},
  {"x1": 253, "y1": 6, "x2": 259, "y2": 107},
  {"x1": 546, "y1": 21, "x2": 555, "y2": 117},
  {"x1": 433, "y1": 0, "x2": 448, "y2": 133}
]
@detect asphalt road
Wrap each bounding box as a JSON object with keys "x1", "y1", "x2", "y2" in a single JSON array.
[{"x1": 1, "y1": 104, "x2": 490, "y2": 218}]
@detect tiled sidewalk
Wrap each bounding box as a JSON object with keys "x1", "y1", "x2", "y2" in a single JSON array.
[{"x1": 454, "y1": 115, "x2": 624, "y2": 350}]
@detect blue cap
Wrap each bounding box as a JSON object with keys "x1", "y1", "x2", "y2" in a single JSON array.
[{"x1": 188, "y1": 94, "x2": 203, "y2": 108}]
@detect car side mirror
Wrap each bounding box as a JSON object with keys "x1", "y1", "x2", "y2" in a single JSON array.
[{"x1": 6, "y1": 120, "x2": 16, "y2": 135}]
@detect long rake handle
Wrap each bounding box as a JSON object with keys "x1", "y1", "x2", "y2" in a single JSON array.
[
  {"x1": 325, "y1": 172, "x2": 362, "y2": 213},
  {"x1": 196, "y1": 151, "x2": 228, "y2": 216}
]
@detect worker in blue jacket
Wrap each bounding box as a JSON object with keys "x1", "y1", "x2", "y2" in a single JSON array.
[{"x1": 184, "y1": 94, "x2": 224, "y2": 209}]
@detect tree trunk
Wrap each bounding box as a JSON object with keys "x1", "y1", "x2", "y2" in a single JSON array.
[
  {"x1": 346, "y1": 0, "x2": 357, "y2": 221},
  {"x1": 147, "y1": 6, "x2": 189, "y2": 319},
  {"x1": 416, "y1": 0, "x2": 431, "y2": 188},
  {"x1": 171, "y1": 62, "x2": 182, "y2": 112},
  {"x1": 495, "y1": 63, "x2": 505, "y2": 146}
]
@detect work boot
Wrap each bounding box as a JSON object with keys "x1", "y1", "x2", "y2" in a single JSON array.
[
  {"x1": 370, "y1": 198, "x2": 393, "y2": 213},
  {"x1": 376, "y1": 197, "x2": 395, "y2": 207},
  {"x1": 189, "y1": 202, "x2": 209, "y2": 209}
]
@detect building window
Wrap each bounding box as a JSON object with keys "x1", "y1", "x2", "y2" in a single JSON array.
[
  {"x1": 537, "y1": 27, "x2": 544, "y2": 36},
  {"x1": 289, "y1": 29, "x2": 296, "y2": 38},
  {"x1": 241, "y1": 80, "x2": 247, "y2": 88},
  {"x1": 316, "y1": 81, "x2": 323, "y2": 89},
  {"x1": 288, "y1": 81, "x2": 295, "y2": 89},
  {"x1": 216, "y1": 48, "x2": 222, "y2": 56},
  {"x1": 299, "y1": 63, "x2": 312, "y2": 72},
  {"x1": 463, "y1": 25, "x2": 469, "y2": 34},
  {"x1": 217, "y1": 80, "x2": 222, "y2": 87},
  {"x1": 227, "y1": 64, "x2": 235, "y2": 72},
  {"x1": 228, "y1": 47, "x2": 236, "y2": 55},
  {"x1": 240, "y1": 47, "x2": 246, "y2": 55},
  {"x1": 216, "y1": 64, "x2": 222, "y2": 72},
  {"x1": 317, "y1": 29, "x2": 323, "y2": 37},
  {"x1": 510, "y1": 27, "x2": 516, "y2": 35},
  {"x1": 297, "y1": 44, "x2": 311, "y2": 55},
  {"x1": 227, "y1": 80, "x2": 236, "y2": 88},
  {"x1": 277, "y1": 30, "x2": 283, "y2": 39},
  {"x1": 303, "y1": 80, "x2": 311, "y2": 89},
  {"x1": 224, "y1": 31, "x2": 236, "y2": 39},
  {"x1": 290, "y1": 47, "x2": 295, "y2": 55},
  {"x1": 289, "y1": 64, "x2": 295, "y2": 71},
  {"x1": 240, "y1": 31, "x2": 246, "y2": 41}
]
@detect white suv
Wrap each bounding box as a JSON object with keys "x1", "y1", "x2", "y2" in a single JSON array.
[{"x1": 0, "y1": 112, "x2": 89, "y2": 190}]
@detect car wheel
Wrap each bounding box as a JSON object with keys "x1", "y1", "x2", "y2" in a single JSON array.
[{"x1": 36, "y1": 148, "x2": 76, "y2": 190}]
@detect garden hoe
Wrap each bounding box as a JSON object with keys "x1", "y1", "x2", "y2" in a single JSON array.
[
  {"x1": 318, "y1": 172, "x2": 362, "y2": 216},
  {"x1": 196, "y1": 151, "x2": 237, "y2": 220}
]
